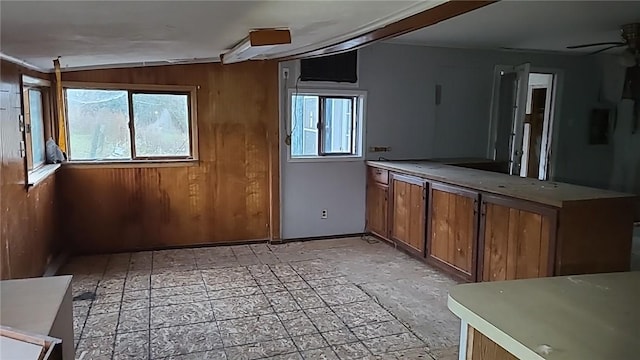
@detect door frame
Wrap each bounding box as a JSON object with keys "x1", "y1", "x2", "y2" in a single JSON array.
[
  {"x1": 509, "y1": 63, "x2": 531, "y2": 175},
  {"x1": 487, "y1": 65, "x2": 564, "y2": 181},
  {"x1": 426, "y1": 182, "x2": 480, "y2": 282},
  {"x1": 531, "y1": 67, "x2": 564, "y2": 181},
  {"x1": 486, "y1": 65, "x2": 521, "y2": 161},
  {"x1": 486, "y1": 63, "x2": 531, "y2": 175}
]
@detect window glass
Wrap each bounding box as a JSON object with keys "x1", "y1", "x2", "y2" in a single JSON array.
[
  {"x1": 291, "y1": 95, "x2": 319, "y2": 157},
  {"x1": 66, "y1": 89, "x2": 131, "y2": 160},
  {"x1": 290, "y1": 93, "x2": 362, "y2": 159},
  {"x1": 28, "y1": 89, "x2": 46, "y2": 167},
  {"x1": 132, "y1": 93, "x2": 190, "y2": 157},
  {"x1": 322, "y1": 97, "x2": 353, "y2": 154}
]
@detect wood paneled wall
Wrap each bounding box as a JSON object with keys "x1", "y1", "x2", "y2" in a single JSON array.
[
  {"x1": 1, "y1": 60, "x2": 59, "y2": 279},
  {"x1": 59, "y1": 61, "x2": 279, "y2": 253}
]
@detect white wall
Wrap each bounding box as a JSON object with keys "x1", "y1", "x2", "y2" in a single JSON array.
[
  {"x1": 279, "y1": 59, "x2": 367, "y2": 239},
  {"x1": 280, "y1": 43, "x2": 612, "y2": 239},
  {"x1": 599, "y1": 56, "x2": 640, "y2": 218}
]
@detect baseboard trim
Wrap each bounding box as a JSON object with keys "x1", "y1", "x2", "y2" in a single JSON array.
[
  {"x1": 72, "y1": 239, "x2": 271, "y2": 255},
  {"x1": 62, "y1": 234, "x2": 369, "y2": 258},
  {"x1": 43, "y1": 252, "x2": 70, "y2": 277},
  {"x1": 275, "y1": 233, "x2": 366, "y2": 244}
]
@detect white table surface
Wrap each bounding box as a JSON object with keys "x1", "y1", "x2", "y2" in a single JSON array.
[
  {"x1": 448, "y1": 272, "x2": 640, "y2": 360},
  {"x1": 0, "y1": 275, "x2": 72, "y2": 335},
  {"x1": 0, "y1": 335, "x2": 45, "y2": 360}
]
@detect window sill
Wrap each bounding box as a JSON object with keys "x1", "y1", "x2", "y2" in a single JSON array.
[
  {"x1": 287, "y1": 155, "x2": 364, "y2": 163},
  {"x1": 62, "y1": 159, "x2": 199, "y2": 169},
  {"x1": 27, "y1": 164, "x2": 61, "y2": 189}
]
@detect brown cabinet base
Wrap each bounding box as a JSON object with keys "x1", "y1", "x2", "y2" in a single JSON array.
[
  {"x1": 389, "y1": 173, "x2": 427, "y2": 257},
  {"x1": 366, "y1": 164, "x2": 634, "y2": 284},
  {"x1": 479, "y1": 195, "x2": 556, "y2": 281},
  {"x1": 466, "y1": 326, "x2": 517, "y2": 360},
  {"x1": 427, "y1": 183, "x2": 479, "y2": 281}
]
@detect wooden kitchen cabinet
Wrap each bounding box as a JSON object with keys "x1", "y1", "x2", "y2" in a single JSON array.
[
  {"x1": 479, "y1": 194, "x2": 556, "y2": 281},
  {"x1": 389, "y1": 173, "x2": 427, "y2": 254},
  {"x1": 366, "y1": 179, "x2": 389, "y2": 239},
  {"x1": 366, "y1": 161, "x2": 635, "y2": 283},
  {"x1": 427, "y1": 183, "x2": 479, "y2": 281}
]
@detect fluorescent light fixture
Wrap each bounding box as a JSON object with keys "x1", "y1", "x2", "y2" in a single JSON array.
[
  {"x1": 0, "y1": 52, "x2": 46, "y2": 72},
  {"x1": 221, "y1": 29, "x2": 291, "y2": 64}
]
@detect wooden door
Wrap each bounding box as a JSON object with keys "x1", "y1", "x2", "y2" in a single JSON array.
[
  {"x1": 390, "y1": 174, "x2": 426, "y2": 254},
  {"x1": 428, "y1": 183, "x2": 479, "y2": 280},
  {"x1": 480, "y1": 195, "x2": 557, "y2": 281},
  {"x1": 366, "y1": 181, "x2": 388, "y2": 239}
]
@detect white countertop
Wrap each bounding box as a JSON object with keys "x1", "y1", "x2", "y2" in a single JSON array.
[
  {"x1": 0, "y1": 276, "x2": 72, "y2": 335},
  {"x1": 368, "y1": 161, "x2": 634, "y2": 207},
  {"x1": 448, "y1": 272, "x2": 640, "y2": 360}
]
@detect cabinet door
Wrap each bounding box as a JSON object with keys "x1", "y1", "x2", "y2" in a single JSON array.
[
  {"x1": 480, "y1": 195, "x2": 557, "y2": 281},
  {"x1": 390, "y1": 174, "x2": 426, "y2": 254},
  {"x1": 428, "y1": 183, "x2": 479, "y2": 280},
  {"x1": 366, "y1": 181, "x2": 388, "y2": 239}
]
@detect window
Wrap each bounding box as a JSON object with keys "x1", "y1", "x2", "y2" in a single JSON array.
[
  {"x1": 64, "y1": 83, "x2": 197, "y2": 162},
  {"x1": 289, "y1": 90, "x2": 365, "y2": 160},
  {"x1": 22, "y1": 76, "x2": 52, "y2": 171}
]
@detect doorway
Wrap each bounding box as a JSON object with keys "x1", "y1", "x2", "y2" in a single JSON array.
[
  {"x1": 488, "y1": 65, "x2": 557, "y2": 180},
  {"x1": 521, "y1": 73, "x2": 554, "y2": 179}
]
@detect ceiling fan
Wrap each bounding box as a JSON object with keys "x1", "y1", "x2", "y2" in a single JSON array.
[
  {"x1": 567, "y1": 23, "x2": 640, "y2": 133},
  {"x1": 566, "y1": 23, "x2": 640, "y2": 57}
]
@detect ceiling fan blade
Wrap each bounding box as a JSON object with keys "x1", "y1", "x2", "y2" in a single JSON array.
[
  {"x1": 587, "y1": 44, "x2": 626, "y2": 55},
  {"x1": 567, "y1": 42, "x2": 626, "y2": 49}
]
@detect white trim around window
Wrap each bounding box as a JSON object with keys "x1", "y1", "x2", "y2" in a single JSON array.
[{"x1": 286, "y1": 88, "x2": 366, "y2": 163}]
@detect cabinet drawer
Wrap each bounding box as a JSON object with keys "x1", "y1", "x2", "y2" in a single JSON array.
[{"x1": 368, "y1": 167, "x2": 388, "y2": 184}]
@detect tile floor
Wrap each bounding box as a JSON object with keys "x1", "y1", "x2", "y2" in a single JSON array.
[{"x1": 62, "y1": 237, "x2": 460, "y2": 360}]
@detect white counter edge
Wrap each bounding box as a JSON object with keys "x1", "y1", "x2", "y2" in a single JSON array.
[{"x1": 447, "y1": 294, "x2": 545, "y2": 360}]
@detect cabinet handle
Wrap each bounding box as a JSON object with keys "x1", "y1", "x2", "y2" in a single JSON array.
[{"x1": 375, "y1": 170, "x2": 382, "y2": 175}]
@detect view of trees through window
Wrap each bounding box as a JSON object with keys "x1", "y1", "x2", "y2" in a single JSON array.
[
  {"x1": 66, "y1": 88, "x2": 190, "y2": 161},
  {"x1": 66, "y1": 89, "x2": 131, "y2": 160},
  {"x1": 132, "y1": 93, "x2": 189, "y2": 157}
]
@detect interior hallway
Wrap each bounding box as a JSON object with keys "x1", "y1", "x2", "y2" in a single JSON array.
[{"x1": 65, "y1": 237, "x2": 460, "y2": 360}]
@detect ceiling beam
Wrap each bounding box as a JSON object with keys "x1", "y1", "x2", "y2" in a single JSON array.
[{"x1": 282, "y1": 0, "x2": 498, "y2": 60}]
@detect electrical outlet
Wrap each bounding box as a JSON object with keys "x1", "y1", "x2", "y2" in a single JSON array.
[
  {"x1": 282, "y1": 67, "x2": 290, "y2": 80},
  {"x1": 321, "y1": 209, "x2": 328, "y2": 219}
]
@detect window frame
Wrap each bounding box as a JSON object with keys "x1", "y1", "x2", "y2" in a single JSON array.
[
  {"x1": 62, "y1": 81, "x2": 199, "y2": 164},
  {"x1": 21, "y1": 76, "x2": 53, "y2": 171},
  {"x1": 318, "y1": 95, "x2": 357, "y2": 156},
  {"x1": 287, "y1": 88, "x2": 366, "y2": 162}
]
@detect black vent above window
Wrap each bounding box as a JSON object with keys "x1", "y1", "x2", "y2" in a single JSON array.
[{"x1": 300, "y1": 51, "x2": 358, "y2": 83}]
